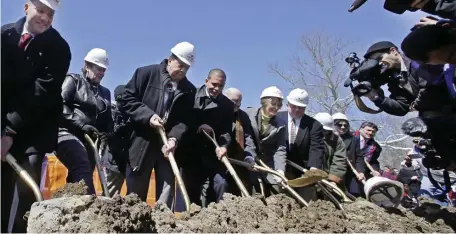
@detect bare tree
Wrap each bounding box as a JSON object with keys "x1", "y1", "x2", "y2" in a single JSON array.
[{"x1": 269, "y1": 30, "x2": 413, "y2": 168}]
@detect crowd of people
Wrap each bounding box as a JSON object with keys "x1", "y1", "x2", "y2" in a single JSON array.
[{"x1": 1, "y1": 0, "x2": 456, "y2": 233}]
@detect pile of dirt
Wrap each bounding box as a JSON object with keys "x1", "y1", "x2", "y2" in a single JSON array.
[
  {"x1": 28, "y1": 182, "x2": 455, "y2": 233},
  {"x1": 52, "y1": 180, "x2": 88, "y2": 198}
]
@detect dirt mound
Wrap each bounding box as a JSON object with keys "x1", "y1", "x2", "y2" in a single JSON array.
[
  {"x1": 28, "y1": 184, "x2": 455, "y2": 233},
  {"x1": 52, "y1": 180, "x2": 88, "y2": 198}
]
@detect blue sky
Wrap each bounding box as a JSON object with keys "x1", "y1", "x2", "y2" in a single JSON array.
[{"x1": 2, "y1": 0, "x2": 426, "y2": 108}]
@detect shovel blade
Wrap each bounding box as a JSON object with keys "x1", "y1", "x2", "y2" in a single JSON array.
[{"x1": 287, "y1": 169, "x2": 328, "y2": 188}]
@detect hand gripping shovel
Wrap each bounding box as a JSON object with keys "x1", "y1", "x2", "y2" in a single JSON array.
[
  {"x1": 202, "y1": 130, "x2": 250, "y2": 197},
  {"x1": 85, "y1": 134, "x2": 110, "y2": 197},
  {"x1": 5, "y1": 153, "x2": 43, "y2": 202},
  {"x1": 158, "y1": 127, "x2": 191, "y2": 211},
  {"x1": 230, "y1": 158, "x2": 309, "y2": 207},
  {"x1": 286, "y1": 159, "x2": 354, "y2": 203}
]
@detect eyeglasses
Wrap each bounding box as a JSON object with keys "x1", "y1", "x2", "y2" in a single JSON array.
[{"x1": 335, "y1": 123, "x2": 348, "y2": 127}]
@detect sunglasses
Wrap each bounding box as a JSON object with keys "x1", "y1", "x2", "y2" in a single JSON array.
[{"x1": 335, "y1": 123, "x2": 348, "y2": 127}]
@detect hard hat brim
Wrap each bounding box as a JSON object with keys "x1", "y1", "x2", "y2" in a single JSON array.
[
  {"x1": 84, "y1": 58, "x2": 108, "y2": 69},
  {"x1": 323, "y1": 126, "x2": 334, "y2": 131},
  {"x1": 287, "y1": 98, "x2": 307, "y2": 107}
]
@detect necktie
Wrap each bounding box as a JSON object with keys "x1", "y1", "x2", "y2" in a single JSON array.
[
  {"x1": 235, "y1": 116, "x2": 244, "y2": 150},
  {"x1": 290, "y1": 118, "x2": 297, "y2": 144},
  {"x1": 19, "y1": 33, "x2": 33, "y2": 49}
]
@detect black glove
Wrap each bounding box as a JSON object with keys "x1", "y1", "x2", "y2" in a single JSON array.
[
  {"x1": 99, "y1": 132, "x2": 114, "y2": 142},
  {"x1": 244, "y1": 157, "x2": 255, "y2": 168},
  {"x1": 82, "y1": 125, "x2": 99, "y2": 137}
]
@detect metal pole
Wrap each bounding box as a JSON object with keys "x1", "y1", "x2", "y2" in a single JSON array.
[
  {"x1": 6, "y1": 153, "x2": 43, "y2": 202},
  {"x1": 85, "y1": 134, "x2": 110, "y2": 197}
]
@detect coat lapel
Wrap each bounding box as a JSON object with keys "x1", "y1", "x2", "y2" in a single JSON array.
[
  {"x1": 292, "y1": 116, "x2": 308, "y2": 150},
  {"x1": 247, "y1": 108, "x2": 261, "y2": 147}
]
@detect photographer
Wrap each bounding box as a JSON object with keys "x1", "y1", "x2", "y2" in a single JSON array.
[
  {"x1": 347, "y1": 41, "x2": 426, "y2": 116},
  {"x1": 348, "y1": 0, "x2": 456, "y2": 20}
]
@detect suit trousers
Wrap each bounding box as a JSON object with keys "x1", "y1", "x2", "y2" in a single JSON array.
[
  {"x1": 1, "y1": 147, "x2": 44, "y2": 233},
  {"x1": 125, "y1": 145, "x2": 175, "y2": 209}
]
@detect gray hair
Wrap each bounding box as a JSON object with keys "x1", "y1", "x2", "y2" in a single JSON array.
[{"x1": 223, "y1": 87, "x2": 242, "y2": 97}]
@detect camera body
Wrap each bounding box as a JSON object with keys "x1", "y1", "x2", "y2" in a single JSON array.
[{"x1": 344, "y1": 52, "x2": 389, "y2": 96}]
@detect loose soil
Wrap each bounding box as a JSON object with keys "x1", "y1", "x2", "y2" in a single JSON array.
[{"x1": 28, "y1": 182, "x2": 455, "y2": 233}]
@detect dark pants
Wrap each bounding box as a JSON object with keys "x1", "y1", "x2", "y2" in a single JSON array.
[
  {"x1": 1, "y1": 147, "x2": 44, "y2": 233},
  {"x1": 125, "y1": 145, "x2": 174, "y2": 208},
  {"x1": 55, "y1": 133, "x2": 96, "y2": 194},
  {"x1": 345, "y1": 170, "x2": 365, "y2": 198},
  {"x1": 183, "y1": 161, "x2": 229, "y2": 207}
]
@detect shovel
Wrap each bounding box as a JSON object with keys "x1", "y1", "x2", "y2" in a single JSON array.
[
  {"x1": 228, "y1": 158, "x2": 309, "y2": 207},
  {"x1": 5, "y1": 153, "x2": 43, "y2": 202},
  {"x1": 202, "y1": 130, "x2": 250, "y2": 197},
  {"x1": 346, "y1": 158, "x2": 403, "y2": 207},
  {"x1": 85, "y1": 134, "x2": 110, "y2": 197},
  {"x1": 286, "y1": 159, "x2": 354, "y2": 203},
  {"x1": 158, "y1": 127, "x2": 191, "y2": 211}
]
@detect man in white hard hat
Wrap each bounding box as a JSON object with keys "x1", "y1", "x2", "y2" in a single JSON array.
[
  {"x1": 55, "y1": 48, "x2": 113, "y2": 197},
  {"x1": 223, "y1": 88, "x2": 257, "y2": 195},
  {"x1": 277, "y1": 88, "x2": 325, "y2": 202},
  {"x1": 118, "y1": 42, "x2": 197, "y2": 208},
  {"x1": 313, "y1": 113, "x2": 347, "y2": 187},
  {"x1": 180, "y1": 69, "x2": 234, "y2": 207},
  {"x1": 1, "y1": 0, "x2": 71, "y2": 232}
]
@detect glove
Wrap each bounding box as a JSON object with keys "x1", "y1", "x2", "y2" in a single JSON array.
[
  {"x1": 82, "y1": 125, "x2": 99, "y2": 137},
  {"x1": 273, "y1": 170, "x2": 285, "y2": 184},
  {"x1": 244, "y1": 157, "x2": 255, "y2": 167},
  {"x1": 411, "y1": 176, "x2": 419, "y2": 180},
  {"x1": 99, "y1": 132, "x2": 114, "y2": 142}
]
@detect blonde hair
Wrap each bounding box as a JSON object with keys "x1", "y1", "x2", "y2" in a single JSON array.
[{"x1": 260, "y1": 97, "x2": 283, "y2": 109}]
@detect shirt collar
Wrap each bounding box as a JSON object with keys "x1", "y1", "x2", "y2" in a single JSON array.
[
  {"x1": 288, "y1": 112, "x2": 302, "y2": 122},
  {"x1": 400, "y1": 57, "x2": 408, "y2": 73}
]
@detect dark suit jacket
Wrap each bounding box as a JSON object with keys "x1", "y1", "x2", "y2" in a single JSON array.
[
  {"x1": 1, "y1": 17, "x2": 71, "y2": 154},
  {"x1": 277, "y1": 111, "x2": 325, "y2": 178}
]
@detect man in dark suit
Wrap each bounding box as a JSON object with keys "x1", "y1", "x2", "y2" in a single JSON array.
[
  {"x1": 223, "y1": 88, "x2": 257, "y2": 195},
  {"x1": 181, "y1": 69, "x2": 234, "y2": 207},
  {"x1": 1, "y1": 0, "x2": 71, "y2": 232},
  {"x1": 118, "y1": 42, "x2": 197, "y2": 208},
  {"x1": 277, "y1": 88, "x2": 325, "y2": 202}
]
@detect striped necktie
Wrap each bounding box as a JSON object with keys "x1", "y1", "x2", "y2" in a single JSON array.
[{"x1": 290, "y1": 118, "x2": 297, "y2": 144}]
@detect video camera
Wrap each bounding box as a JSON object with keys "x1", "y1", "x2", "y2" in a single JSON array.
[{"x1": 343, "y1": 52, "x2": 389, "y2": 96}]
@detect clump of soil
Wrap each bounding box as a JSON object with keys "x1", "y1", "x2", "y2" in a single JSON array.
[
  {"x1": 52, "y1": 180, "x2": 88, "y2": 198},
  {"x1": 28, "y1": 183, "x2": 455, "y2": 233}
]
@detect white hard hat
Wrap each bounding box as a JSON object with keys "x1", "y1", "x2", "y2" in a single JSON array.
[
  {"x1": 287, "y1": 88, "x2": 309, "y2": 107},
  {"x1": 39, "y1": 0, "x2": 60, "y2": 11},
  {"x1": 314, "y1": 112, "x2": 334, "y2": 131},
  {"x1": 332, "y1": 112, "x2": 349, "y2": 121},
  {"x1": 170, "y1": 41, "x2": 195, "y2": 66},
  {"x1": 84, "y1": 48, "x2": 109, "y2": 69},
  {"x1": 260, "y1": 86, "x2": 284, "y2": 99}
]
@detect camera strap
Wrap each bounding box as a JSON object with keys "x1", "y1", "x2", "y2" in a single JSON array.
[{"x1": 353, "y1": 88, "x2": 384, "y2": 114}]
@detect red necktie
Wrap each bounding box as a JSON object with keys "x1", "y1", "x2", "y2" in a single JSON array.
[{"x1": 19, "y1": 33, "x2": 33, "y2": 49}]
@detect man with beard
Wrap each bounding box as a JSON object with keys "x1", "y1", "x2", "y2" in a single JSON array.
[{"x1": 1, "y1": 0, "x2": 71, "y2": 232}]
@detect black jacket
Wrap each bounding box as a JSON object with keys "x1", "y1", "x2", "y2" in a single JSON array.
[
  {"x1": 372, "y1": 56, "x2": 426, "y2": 116},
  {"x1": 60, "y1": 73, "x2": 113, "y2": 137},
  {"x1": 1, "y1": 17, "x2": 71, "y2": 154},
  {"x1": 341, "y1": 132, "x2": 365, "y2": 173},
  {"x1": 421, "y1": 0, "x2": 456, "y2": 20},
  {"x1": 119, "y1": 60, "x2": 196, "y2": 171},
  {"x1": 276, "y1": 112, "x2": 325, "y2": 178}
]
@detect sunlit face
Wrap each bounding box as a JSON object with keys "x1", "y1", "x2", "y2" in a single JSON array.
[
  {"x1": 360, "y1": 126, "x2": 377, "y2": 139},
  {"x1": 85, "y1": 63, "x2": 106, "y2": 84},
  {"x1": 261, "y1": 97, "x2": 282, "y2": 117},
  {"x1": 205, "y1": 75, "x2": 226, "y2": 98},
  {"x1": 378, "y1": 48, "x2": 402, "y2": 70},
  {"x1": 167, "y1": 56, "x2": 189, "y2": 81},
  {"x1": 287, "y1": 103, "x2": 305, "y2": 119},
  {"x1": 24, "y1": 1, "x2": 54, "y2": 34}
]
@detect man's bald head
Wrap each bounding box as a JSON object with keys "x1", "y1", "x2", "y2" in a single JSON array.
[{"x1": 224, "y1": 88, "x2": 242, "y2": 112}]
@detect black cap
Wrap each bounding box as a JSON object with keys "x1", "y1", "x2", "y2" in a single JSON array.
[
  {"x1": 384, "y1": 0, "x2": 415, "y2": 14},
  {"x1": 401, "y1": 25, "x2": 454, "y2": 62},
  {"x1": 364, "y1": 41, "x2": 398, "y2": 58},
  {"x1": 114, "y1": 85, "x2": 126, "y2": 102}
]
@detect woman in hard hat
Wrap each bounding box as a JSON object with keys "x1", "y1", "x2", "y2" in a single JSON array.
[
  {"x1": 55, "y1": 48, "x2": 114, "y2": 195},
  {"x1": 313, "y1": 113, "x2": 347, "y2": 187},
  {"x1": 244, "y1": 86, "x2": 287, "y2": 196}
]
